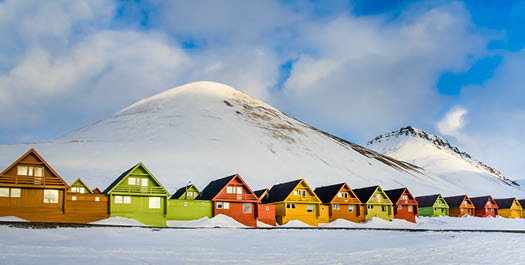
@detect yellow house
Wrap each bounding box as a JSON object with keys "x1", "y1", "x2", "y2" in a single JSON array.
[
  {"x1": 520, "y1": 200, "x2": 525, "y2": 218},
  {"x1": 262, "y1": 179, "x2": 328, "y2": 226},
  {"x1": 352, "y1": 185, "x2": 394, "y2": 221},
  {"x1": 495, "y1": 198, "x2": 523, "y2": 219}
]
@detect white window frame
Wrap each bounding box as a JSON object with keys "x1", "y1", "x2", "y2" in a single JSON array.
[
  {"x1": 43, "y1": 189, "x2": 59, "y2": 204},
  {"x1": 34, "y1": 167, "x2": 43, "y2": 177},
  {"x1": 183, "y1": 202, "x2": 188, "y2": 207},
  {"x1": 217, "y1": 202, "x2": 223, "y2": 209},
  {"x1": 293, "y1": 190, "x2": 298, "y2": 196},
  {"x1": 332, "y1": 204, "x2": 340, "y2": 210},
  {"x1": 141, "y1": 178, "x2": 148, "y2": 187},
  {"x1": 265, "y1": 206, "x2": 270, "y2": 211},
  {"x1": 349, "y1": 205, "x2": 355, "y2": 212},
  {"x1": 0, "y1": 188, "x2": 9, "y2": 197},
  {"x1": 382, "y1": 205, "x2": 387, "y2": 212},
  {"x1": 368, "y1": 204, "x2": 373, "y2": 209},
  {"x1": 95, "y1": 196, "x2": 100, "y2": 202},
  {"x1": 149, "y1": 197, "x2": 161, "y2": 209},
  {"x1": 79, "y1": 187, "x2": 85, "y2": 194},
  {"x1": 123, "y1": 196, "x2": 132, "y2": 204},
  {"x1": 243, "y1": 203, "x2": 252, "y2": 213},
  {"x1": 398, "y1": 205, "x2": 402, "y2": 210},
  {"x1": 236, "y1": 187, "x2": 242, "y2": 195},
  {"x1": 226, "y1": 186, "x2": 233, "y2": 194},
  {"x1": 408, "y1": 205, "x2": 413, "y2": 212},
  {"x1": 337, "y1": 192, "x2": 342, "y2": 198},
  {"x1": 114, "y1": 196, "x2": 123, "y2": 204},
  {"x1": 10, "y1": 188, "x2": 21, "y2": 198},
  {"x1": 128, "y1": 177, "x2": 136, "y2": 185},
  {"x1": 306, "y1": 204, "x2": 314, "y2": 212},
  {"x1": 17, "y1": 166, "x2": 28, "y2": 176},
  {"x1": 72, "y1": 196, "x2": 77, "y2": 201}
]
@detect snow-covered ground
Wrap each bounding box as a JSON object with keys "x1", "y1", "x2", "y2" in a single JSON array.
[{"x1": 0, "y1": 225, "x2": 523, "y2": 265}]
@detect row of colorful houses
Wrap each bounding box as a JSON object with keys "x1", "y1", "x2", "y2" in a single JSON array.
[{"x1": 0, "y1": 149, "x2": 524, "y2": 227}]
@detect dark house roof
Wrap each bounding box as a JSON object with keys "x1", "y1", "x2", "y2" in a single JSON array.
[
  {"x1": 519, "y1": 200, "x2": 525, "y2": 209},
  {"x1": 262, "y1": 179, "x2": 302, "y2": 204},
  {"x1": 314, "y1": 183, "x2": 345, "y2": 204},
  {"x1": 170, "y1": 185, "x2": 193, "y2": 199},
  {"x1": 495, "y1": 198, "x2": 518, "y2": 209},
  {"x1": 103, "y1": 164, "x2": 137, "y2": 194},
  {"x1": 92, "y1": 188, "x2": 102, "y2": 194},
  {"x1": 469, "y1": 196, "x2": 492, "y2": 208},
  {"x1": 384, "y1": 188, "x2": 407, "y2": 204},
  {"x1": 444, "y1": 195, "x2": 467, "y2": 208},
  {"x1": 195, "y1": 175, "x2": 235, "y2": 200},
  {"x1": 352, "y1": 186, "x2": 379, "y2": 203},
  {"x1": 253, "y1": 189, "x2": 268, "y2": 199},
  {"x1": 415, "y1": 194, "x2": 440, "y2": 208}
]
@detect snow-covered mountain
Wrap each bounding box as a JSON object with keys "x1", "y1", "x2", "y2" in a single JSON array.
[
  {"x1": 366, "y1": 126, "x2": 523, "y2": 197},
  {"x1": 0, "y1": 81, "x2": 521, "y2": 198}
]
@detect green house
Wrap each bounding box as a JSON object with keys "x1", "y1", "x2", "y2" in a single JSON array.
[
  {"x1": 167, "y1": 184, "x2": 212, "y2": 221},
  {"x1": 415, "y1": 194, "x2": 449, "y2": 217},
  {"x1": 103, "y1": 163, "x2": 170, "y2": 226}
]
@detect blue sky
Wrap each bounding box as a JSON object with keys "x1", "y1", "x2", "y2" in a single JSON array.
[{"x1": 1, "y1": 0, "x2": 524, "y2": 179}]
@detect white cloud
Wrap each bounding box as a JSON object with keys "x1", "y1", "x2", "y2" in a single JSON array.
[{"x1": 437, "y1": 106, "x2": 468, "y2": 137}]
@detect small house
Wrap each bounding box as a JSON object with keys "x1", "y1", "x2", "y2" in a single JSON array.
[
  {"x1": 0, "y1": 148, "x2": 69, "y2": 223},
  {"x1": 103, "y1": 163, "x2": 170, "y2": 226},
  {"x1": 384, "y1": 187, "x2": 418, "y2": 223},
  {"x1": 444, "y1": 195, "x2": 475, "y2": 217},
  {"x1": 314, "y1": 183, "x2": 365, "y2": 223},
  {"x1": 469, "y1": 196, "x2": 498, "y2": 218},
  {"x1": 65, "y1": 178, "x2": 108, "y2": 223},
  {"x1": 519, "y1": 200, "x2": 525, "y2": 218},
  {"x1": 415, "y1": 194, "x2": 449, "y2": 217},
  {"x1": 253, "y1": 188, "x2": 276, "y2": 226},
  {"x1": 494, "y1": 198, "x2": 523, "y2": 219},
  {"x1": 196, "y1": 174, "x2": 261, "y2": 227},
  {"x1": 352, "y1": 185, "x2": 394, "y2": 221},
  {"x1": 166, "y1": 184, "x2": 212, "y2": 221},
  {"x1": 262, "y1": 179, "x2": 327, "y2": 226}
]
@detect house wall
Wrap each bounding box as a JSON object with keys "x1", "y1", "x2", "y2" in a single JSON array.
[
  {"x1": 394, "y1": 203, "x2": 418, "y2": 223},
  {"x1": 328, "y1": 203, "x2": 364, "y2": 223},
  {"x1": 449, "y1": 206, "x2": 475, "y2": 217},
  {"x1": 318, "y1": 204, "x2": 329, "y2": 224},
  {"x1": 109, "y1": 195, "x2": 167, "y2": 226},
  {"x1": 364, "y1": 189, "x2": 394, "y2": 221},
  {"x1": 0, "y1": 187, "x2": 66, "y2": 222},
  {"x1": 257, "y1": 204, "x2": 276, "y2": 226},
  {"x1": 166, "y1": 199, "x2": 212, "y2": 220},
  {"x1": 498, "y1": 208, "x2": 523, "y2": 218},
  {"x1": 213, "y1": 201, "x2": 257, "y2": 227},
  {"x1": 64, "y1": 193, "x2": 108, "y2": 223}
]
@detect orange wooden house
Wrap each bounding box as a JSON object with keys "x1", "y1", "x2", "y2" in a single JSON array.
[
  {"x1": 444, "y1": 195, "x2": 475, "y2": 217},
  {"x1": 384, "y1": 187, "x2": 418, "y2": 223},
  {"x1": 469, "y1": 196, "x2": 498, "y2": 218},
  {"x1": 253, "y1": 188, "x2": 276, "y2": 226},
  {"x1": 196, "y1": 174, "x2": 275, "y2": 227},
  {"x1": 314, "y1": 183, "x2": 365, "y2": 223},
  {"x1": 65, "y1": 178, "x2": 109, "y2": 223},
  {"x1": 0, "y1": 149, "x2": 69, "y2": 222}
]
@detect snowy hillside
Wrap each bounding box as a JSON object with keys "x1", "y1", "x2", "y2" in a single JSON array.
[
  {"x1": 367, "y1": 126, "x2": 524, "y2": 197},
  {"x1": 0, "y1": 81, "x2": 519, "y2": 197}
]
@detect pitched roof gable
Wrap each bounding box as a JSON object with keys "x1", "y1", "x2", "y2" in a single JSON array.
[
  {"x1": 0, "y1": 148, "x2": 68, "y2": 188},
  {"x1": 352, "y1": 185, "x2": 380, "y2": 203},
  {"x1": 415, "y1": 194, "x2": 442, "y2": 208},
  {"x1": 263, "y1": 179, "x2": 303, "y2": 204},
  {"x1": 469, "y1": 196, "x2": 495, "y2": 208},
  {"x1": 170, "y1": 184, "x2": 199, "y2": 199},
  {"x1": 70, "y1": 178, "x2": 93, "y2": 194},
  {"x1": 495, "y1": 198, "x2": 520, "y2": 209},
  {"x1": 253, "y1": 188, "x2": 269, "y2": 200},
  {"x1": 384, "y1": 188, "x2": 407, "y2": 204},
  {"x1": 314, "y1": 183, "x2": 346, "y2": 204},
  {"x1": 92, "y1": 188, "x2": 102, "y2": 194},
  {"x1": 103, "y1": 163, "x2": 168, "y2": 195},
  {"x1": 196, "y1": 174, "x2": 258, "y2": 201},
  {"x1": 444, "y1": 195, "x2": 469, "y2": 208}
]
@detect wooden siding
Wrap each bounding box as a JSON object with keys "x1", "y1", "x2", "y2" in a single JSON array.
[
  {"x1": 275, "y1": 180, "x2": 323, "y2": 226},
  {"x1": 392, "y1": 189, "x2": 418, "y2": 223},
  {"x1": 498, "y1": 199, "x2": 523, "y2": 219},
  {"x1": 166, "y1": 199, "x2": 212, "y2": 221},
  {"x1": 326, "y1": 184, "x2": 364, "y2": 223},
  {"x1": 65, "y1": 193, "x2": 108, "y2": 223},
  {"x1": 257, "y1": 204, "x2": 276, "y2": 226},
  {"x1": 363, "y1": 187, "x2": 394, "y2": 221}
]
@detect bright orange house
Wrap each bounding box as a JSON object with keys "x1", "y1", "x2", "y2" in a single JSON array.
[
  {"x1": 384, "y1": 187, "x2": 418, "y2": 223},
  {"x1": 314, "y1": 183, "x2": 365, "y2": 223},
  {"x1": 444, "y1": 195, "x2": 475, "y2": 217}
]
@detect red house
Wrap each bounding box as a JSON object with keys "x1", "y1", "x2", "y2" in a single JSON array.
[
  {"x1": 253, "y1": 188, "x2": 276, "y2": 226},
  {"x1": 196, "y1": 174, "x2": 272, "y2": 227},
  {"x1": 470, "y1": 196, "x2": 498, "y2": 217},
  {"x1": 384, "y1": 187, "x2": 418, "y2": 223}
]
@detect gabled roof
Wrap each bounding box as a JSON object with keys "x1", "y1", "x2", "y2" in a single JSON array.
[
  {"x1": 196, "y1": 174, "x2": 258, "y2": 202},
  {"x1": 384, "y1": 188, "x2": 407, "y2": 204},
  {"x1": 253, "y1": 188, "x2": 269, "y2": 199},
  {"x1": 103, "y1": 162, "x2": 169, "y2": 195},
  {"x1": 415, "y1": 194, "x2": 442, "y2": 208},
  {"x1": 444, "y1": 195, "x2": 469, "y2": 208},
  {"x1": 262, "y1": 179, "x2": 302, "y2": 204},
  {"x1": 0, "y1": 148, "x2": 69, "y2": 188},
  {"x1": 352, "y1": 185, "x2": 380, "y2": 203},
  {"x1": 519, "y1": 200, "x2": 525, "y2": 209},
  {"x1": 470, "y1": 196, "x2": 496, "y2": 208},
  {"x1": 92, "y1": 188, "x2": 102, "y2": 194},
  {"x1": 495, "y1": 198, "x2": 520, "y2": 209},
  {"x1": 70, "y1": 178, "x2": 93, "y2": 194},
  {"x1": 170, "y1": 184, "x2": 199, "y2": 199},
  {"x1": 314, "y1": 183, "x2": 346, "y2": 204}
]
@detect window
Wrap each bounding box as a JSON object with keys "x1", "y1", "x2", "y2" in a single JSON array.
[
  {"x1": 398, "y1": 205, "x2": 402, "y2": 210},
  {"x1": 34, "y1": 167, "x2": 43, "y2": 177},
  {"x1": 71, "y1": 187, "x2": 78, "y2": 193},
  {"x1": 344, "y1": 193, "x2": 348, "y2": 198},
  {"x1": 184, "y1": 202, "x2": 188, "y2": 207},
  {"x1": 128, "y1": 177, "x2": 136, "y2": 185},
  {"x1": 224, "y1": 202, "x2": 230, "y2": 209},
  {"x1": 10, "y1": 188, "x2": 21, "y2": 198},
  {"x1": 72, "y1": 196, "x2": 77, "y2": 201},
  {"x1": 227, "y1": 186, "x2": 233, "y2": 194},
  {"x1": 337, "y1": 192, "x2": 342, "y2": 198},
  {"x1": 332, "y1": 204, "x2": 340, "y2": 210},
  {"x1": 293, "y1": 190, "x2": 298, "y2": 195},
  {"x1": 217, "y1": 202, "x2": 223, "y2": 209},
  {"x1": 0, "y1": 188, "x2": 9, "y2": 197},
  {"x1": 243, "y1": 203, "x2": 252, "y2": 213},
  {"x1": 349, "y1": 205, "x2": 355, "y2": 212},
  {"x1": 123, "y1": 196, "x2": 131, "y2": 204},
  {"x1": 401, "y1": 195, "x2": 408, "y2": 201},
  {"x1": 286, "y1": 203, "x2": 296, "y2": 209},
  {"x1": 95, "y1": 196, "x2": 100, "y2": 202},
  {"x1": 79, "y1": 187, "x2": 85, "y2": 194},
  {"x1": 441, "y1": 208, "x2": 444, "y2": 213},
  {"x1": 141, "y1": 178, "x2": 148, "y2": 187},
  {"x1": 187, "y1": 192, "x2": 193, "y2": 197},
  {"x1": 307, "y1": 204, "x2": 314, "y2": 212},
  {"x1": 491, "y1": 208, "x2": 494, "y2": 213},
  {"x1": 367, "y1": 205, "x2": 373, "y2": 209},
  {"x1": 237, "y1": 187, "x2": 242, "y2": 195},
  {"x1": 17, "y1": 166, "x2": 28, "y2": 176},
  {"x1": 376, "y1": 194, "x2": 381, "y2": 201},
  {"x1": 381, "y1": 205, "x2": 387, "y2": 212},
  {"x1": 114, "y1": 196, "x2": 123, "y2": 204},
  {"x1": 265, "y1": 206, "x2": 270, "y2": 211},
  {"x1": 302, "y1": 190, "x2": 306, "y2": 196},
  {"x1": 43, "y1": 189, "x2": 59, "y2": 204},
  {"x1": 149, "y1": 197, "x2": 161, "y2": 209}
]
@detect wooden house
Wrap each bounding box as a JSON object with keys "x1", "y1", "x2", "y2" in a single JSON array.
[
  {"x1": 0, "y1": 148, "x2": 69, "y2": 222},
  {"x1": 92, "y1": 188, "x2": 102, "y2": 194},
  {"x1": 314, "y1": 183, "x2": 365, "y2": 223},
  {"x1": 494, "y1": 198, "x2": 523, "y2": 219},
  {"x1": 384, "y1": 187, "x2": 418, "y2": 223},
  {"x1": 166, "y1": 184, "x2": 212, "y2": 221},
  {"x1": 103, "y1": 163, "x2": 170, "y2": 227},
  {"x1": 520, "y1": 200, "x2": 525, "y2": 218},
  {"x1": 262, "y1": 179, "x2": 328, "y2": 226},
  {"x1": 65, "y1": 178, "x2": 108, "y2": 223},
  {"x1": 253, "y1": 188, "x2": 276, "y2": 226},
  {"x1": 196, "y1": 174, "x2": 262, "y2": 227},
  {"x1": 444, "y1": 195, "x2": 475, "y2": 217},
  {"x1": 469, "y1": 196, "x2": 498, "y2": 218},
  {"x1": 352, "y1": 185, "x2": 394, "y2": 221},
  {"x1": 415, "y1": 194, "x2": 449, "y2": 217}
]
